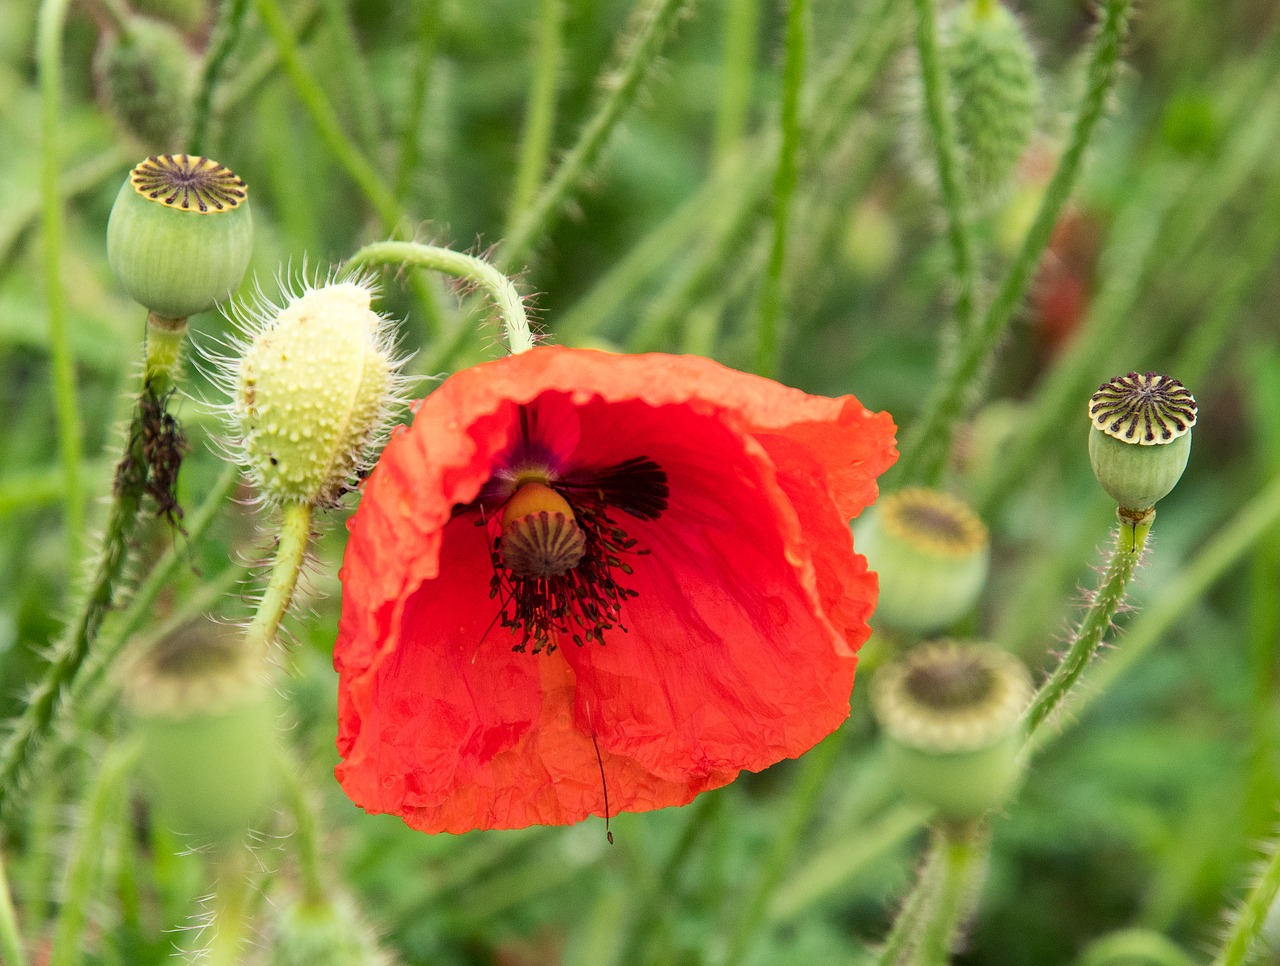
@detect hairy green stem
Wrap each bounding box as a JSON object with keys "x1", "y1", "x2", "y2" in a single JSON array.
[
  {"x1": 713, "y1": 0, "x2": 760, "y2": 170},
  {"x1": 190, "y1": 0, "x2": 251, "y2": 155},
  {"x1": 0, "y1": 848, "x2": 24, "y2": 966},
  {"x1": 245, "y1": 501, "x2": 313, "y2": 659},
  {"x1": 754, "y1": 0, "x2": 808, "y2": 377},
  {"x1": 915, "y1": 824, "x2": 985, "y2": 966},
  {"x1": 201, "y1": 848, "x2": 256, "y2": 966},
  {"x1": 280, "y1": 758, "x2": 328, "y2": 905},
  {"x1": 1023, "y1": 508, "x2": 1152, "y2": 737},
  {"x1": 47, "y1": 741, "x2": 141, "y2": 966},
  {"x1": 395, "y1": 0, "x2": 439, "y2": 199},
  {"x1": 498, "y1": 0, "x2": 691, "y2": 272},
  {"x1": 911, "y1": 0, "x2": 977, "y2": 345},
  {"x1": 38, "y1": 0, "x2": 84, "y2": 559},
  {"x1": 871, "y1": 835, "x2": 944, "y2": 966},
  {"x1": 1212, "y1": 836, "x2": 1280, "y2": 966},
  {"x1": 897, "y1": 0, "x2": 1133, "y2": 486},
  {"x1": 507, "y1": 0, "x2": 566, "y2": 230},
  {"x1": 347, "y1": 240, "x2": 533, "y2": 353}
]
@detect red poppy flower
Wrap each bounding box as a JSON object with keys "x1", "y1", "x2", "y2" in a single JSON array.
[{"x1": 334, "y1": 347, "x2": 897, "y2": 833}]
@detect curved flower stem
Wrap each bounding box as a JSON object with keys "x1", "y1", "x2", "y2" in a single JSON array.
[
  {"x1": 0, "y1": 315, "x2": 192, "y2": 814},
  {"x1": 507, "y1": 0, "x2": 566, "y2": 231},
  {"x1": 498, "y1": 0, "x2": 691, "y2": 272},
  {"x1": 896, "y1": 0, "x2": 1133, "y2": 486},
  {"x1": 1211, "y1": 834, "x2": 1280, "y2": 966},
  {"x1": 0, "y1": 848, "x2": 24, "y2": 966},
  {"x1": 190, "y1": 0, "x2": 251, "y2": 155},
  {"x1": 911, "y1": 0, "x2": 977, "y2": 345},
  {"x1": 347, "y1": 240, "x2": 534, "y2": 354},
  {"x1": 1022, "y1": 507, "x2": 1152, "y2": 739},
  {"x1": 722, "y1": 731, "x2": 844, "y2": 966},
  {"x1": 279, "y1": 755, "x2": 328, "y2": 906},
  {"x1": 914, "y1": 823, "x2": 986, "y2": 966},
  {"x1": 245, "y1": 501, "x2": 313, "y2": 659},
  {"x1": 38, "y1": 0, "x2": 84, "y2": 559},
  {"x1": 754, "y1": 0, "x2": 807, "y2": 378},
  {"x1": 47, "y1": 740, "x2": 141, "y2": 966}
]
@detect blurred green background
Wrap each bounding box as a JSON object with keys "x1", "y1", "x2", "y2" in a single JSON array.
[{"x1": 2, "y1": 0, "x2": 1280, "y2": 963}]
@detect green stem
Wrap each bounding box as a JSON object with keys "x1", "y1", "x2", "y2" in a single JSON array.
[
  {"x1": 1023, "y1": 507, "x2": 1152, "y2": 738},
  {"x1": 279, "y1": 758, "x2": 328, "y2": 905},
  {"x1": 394, "y1": 0, "x2": 439, "y2": 200},
  {"x1": 254, "y1": 0, "x2": 402, "y2": 231},
  {"x1": 38, "y1": 0, "x2": 84, "y2": 560},
  {"x1": 497, "y1": 0, "x2": 691, "y2": 272},
  {"x1": 47, "y1": 741, "x2": 141, "y2": 966},
  {"x1": 1212, "y1": 837, "x2": 1280, "y2": 966},
  {"x1": 507, "y1": 0, "x2": 566, "y2": 230},
  {"x1": 871, "y1": 835, "x2": 945, "y2": 966},
  {"x1": 201, "y1": 848, "x2": 256, "y2": 966},
  {"x1": 723, "y1": 732, "x2": 845, "y2": 966},
  {"x1": 0, "y1": 848, "x2": 24, "y2": 966},
  {"x1": 712, "y1": 0, "x2": 760, "y2": 171},
  {"x1": 319, "y1": 0, "x2": 382, "y2": 148},
  {"x1": 347, "y1": 240, "x2": 533, "y2": 353},
  {"x1": 914, "y1": 824, "x2": 985, "y2": 966},
  {"x1": 190, "y1": 0, "x2": 251, "y2": 155},
  {"x1": 754, "y1": 0, "x2": 807, "y2": 378},
  {"x1": 245, "y1": 501, "x2": 313, "y2": 659},
  {"x1": 896, "y1": 0, "x2": 1133, "y2": 486},
  {"x1": 911, "y1": 0, "x2": 977, "y2": 347}
]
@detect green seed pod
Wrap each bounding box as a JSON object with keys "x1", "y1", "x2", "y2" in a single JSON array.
[
  {"x1": 93, "y1": 15, "x2": 195, "y2": 150},
  {"x1": 871, "y1": 640, "x2": 1032, "y2": 821},
  {"x1": 944, "y1": 1, "x2": 1040, "y2": 208},
  {"x1": 127, "y1": 626, "x2": 280, "y2": 847},
  {"x1": 1087, "y1": 372, "x2": 1197, "y2": 511},
  {"x1": 230, "y1": 278, "x2": 404, "y2": 508},
  {"x1": 107, "y1": 155, "x2": 253, "y2": 320},
  {"x1": 270, "y1": 895, "x2": 390, "y2": 966},
  {"x1": 855, "y1": 488, "x2": 990, "y2": 635}
]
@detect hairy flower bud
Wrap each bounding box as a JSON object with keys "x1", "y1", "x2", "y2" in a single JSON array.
[
  {"x1": 1087, "y1": 372, "x2": 1197, "y2": 511},
  {"x1": 855, "y1": 488, "x2": 990, "y2": 635},
  {"x1": 269, "y1": 894, "x2": 390, "y2": 966},
  {"x1": 93, "y1": 16, "x2": 195, "y2": 149},
  {"x1": 872, "y1": 640, "x2": 1032, "y2": 820},
  {"x1": 108, "y1": 154, "x2": 253, "y2": 320},
  {"x1": 226, "y1": 276, "x2": 406, "y2": 507}
]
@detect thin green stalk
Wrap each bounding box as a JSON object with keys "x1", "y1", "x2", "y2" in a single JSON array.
[
  {"x1": 48, "y1": 740, "x2": 141, "y2": 966},
  {"x1": 245, "y1": 501, "x2": 313, "y2": 659},
  {"x1": 1044, "y1": 471, "x2": 1280, "y2": 745},
  {"x1": 0, "y1": 848, "x2": 24, "y2": 966},
  {"x1": 911, "y1": 0, "x2": 977, "y2": 344},
  {"x1": 215, "y1": 0, "x2": 323, "y2": 115},
  {"x1": 1212, "y1": 837, "x2": 1280, "y2": 966},
  {"x1": 896, "y1": 0, "x2": 1133, "y2": 486},
  {"x1": 254, "y1": 0, "x2": 401, "y2": 230},
  {"x1": 754, "y1": 0, "x2": 808, "y2": 377},
  {"x1": 871, "y1": 836, "x2": 944, "y2": 966},
  {"x1": 394, "y1": 0, "x2": 439, "y2": 200},
  {"x1": 713, "y1": 0, "x2": 760, "y2": 170},
  {"x1": 319, "y1": 0, "x2": 382, "y2": 148},
  {"x1": 38, "y1": 0, "x2": 84, "y2": 560},
  {"x1": 280, "y1": 758, "x2": 327, "y2": 905},
  {"x1": 347, "y1": 240, "x2": 533, "y2": 353},
  {"x1": 498, "y1": 0, "x2": 691, "y2": 272},
  {"x1": 0, "y1": 317, "x2": 190, "y2": 810},
  {"x1": 200, "y1": 848, "x2": 256, "y2": 966},
  {"x1": 507, "y1": 0, "x2": 566, "y2": 230},
  {"x1": 1023, "y1": 508, "x2": 1152, "y2": 737},
  {"x1": 190, "y1": 0, "x2": 251, "y2": 155},
  {"x1": 914, "y1": 825, "x2": 985, "y2": 966},
  {"x1": 722, "y1": 731, "x2": 845, "y2": 966}
]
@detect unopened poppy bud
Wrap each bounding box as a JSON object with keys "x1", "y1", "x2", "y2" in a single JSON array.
[
  {"x1": 107, "y1": 154, "x2": 253, "y2": 320},
  {"x1": 871, "y1": 641, "x2": 1032, "y2": 820},
  {"x1": 269, "y1": 894, "x2": 389, "y2": 966},
  {"x1": 230, "y1": 277, "x2": 405, "y2": 507},
  {"x1": 126, "y1": 626, "x2": 280, "y2": 846},
  {"x1": 1087, "y1": 372, "x2": 1197, "y2": 511},
  {"x1": 93, "y1": 16, "x2": 195, "y2": 149},
  {"x1": 855, "y1": 488, "x2": 990, "y2": 635}
]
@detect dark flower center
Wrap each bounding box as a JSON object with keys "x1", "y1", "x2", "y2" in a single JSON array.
[
  {"x1": 480, "y1": 453, "x2": 669, "y2": 655},
  {"x1": 130, "y1": 154, "x2": 248, "y2": 213}
]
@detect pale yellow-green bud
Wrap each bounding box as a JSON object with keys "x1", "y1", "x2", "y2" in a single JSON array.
[{"x1": 230, "y1": 278, "x2": 403, "y2": 507}]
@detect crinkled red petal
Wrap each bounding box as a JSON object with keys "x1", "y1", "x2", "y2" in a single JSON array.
[{"x1": 335, "y1": 347, "x2": 897, "y2": 832}]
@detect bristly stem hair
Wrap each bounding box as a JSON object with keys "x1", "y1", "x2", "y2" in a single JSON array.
[
  {"x1": 244, "y1": 501, "x2": 313, "y2": 659},
  {"x1": 896, "y1": 0, "x2": 1134, "y2": 487}
]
